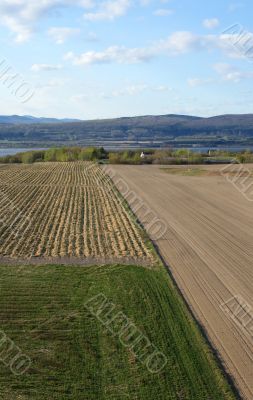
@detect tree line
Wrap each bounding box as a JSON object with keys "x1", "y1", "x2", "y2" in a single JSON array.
[
  {"x1": 0, "y1": 147, "x2": 108, "y2": 164},
  {"x1": 1, "y1": 147, "x2": 253, "y2": 165}
]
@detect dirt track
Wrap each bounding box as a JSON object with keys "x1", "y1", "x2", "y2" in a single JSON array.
[{"x1": 112, "y1": 164, "x2": 253, "y2": 400}]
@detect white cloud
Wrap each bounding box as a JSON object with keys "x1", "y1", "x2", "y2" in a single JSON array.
[
  {"x1": 228, "y1": 2, "x2": 244, "y2": 12},
  {"x1": 86, "y1": 31, "x2": 98, "y2": 41},
  {"x1": 72, "y1": 83, "x2": 172, "y2": 102},
  {"x1": 152, "y1": 85, "x2": 172, "y2": 92},
  {"x1": 219, "y1": 27, "x2": 253, "y2": 59},
  {"x1": 112, "y1": 84, "x2": 148, "y2": 97},
  {"x1": 187, "y1": 78, "x2": 213, "y2": 87},
  {"x1": 65, "y1": 30, "x2": 253, "y2": 66},
  {"x1": 65, "y1": 31, "x2": 199, "y2": 66},
  {"x1": 64, "y1": 46, "x2": 153, "y2": 65},
  {"x1": 0, "y1": 0, "x2": 95, "y2": 42},
  {"x1": 213, "y1": 63, "x2": 253, "y2": 82},
  {"x1": 71, "y1": 94, "x2": 90, "y2": 102},
  {"x1": 154, "y1": 8, "x2": 173, "y2": 16},
  {"x1": 202, "y1": 18, "x2": 220, "y2": 29},
  {"x1": 2, "y1": 16, "x2": 31, "y2": 43},
  {"x1": 0, "y1": 0, "x2": 133, "y2": 42},
  {"x1": 31, "y1": 63, "x2": 63, "y2": 72},
  {"x1": 157, "y1": 31, "x2": 202, "y2": 55},
  {"x1": 36, "y1": 79, "x2": 65, "y2": 90},
  {"x1": 139, "y1": 0, "x2": 152, "y2": 5},
  {"x1": 84, "y1": 0, "x2": 131, "y2": 21},
  {"x1": 187, "y1": 63, "x2": 253, "y2": 87},
  {"x1": 213, "y1": 63, "x2": 233, "y2": 75},
  {"x1": 48, "y1": 27, "x2": 80, "y2": 44}
]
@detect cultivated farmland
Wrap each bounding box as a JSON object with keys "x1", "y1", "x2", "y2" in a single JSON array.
[
  {"x1": 113, "y1": 164, "x2": 253, "y2": 400},
  {"x1": 0, "y1": 161, "x2": 243, "y2": 400},
  {"x1": 0, "y1": 162, "x2": 154, "y2": 264}
]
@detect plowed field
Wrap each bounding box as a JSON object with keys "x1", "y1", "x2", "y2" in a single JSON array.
[{"x1": 113, "y1": 164, "x2": 253, "y2": 400}]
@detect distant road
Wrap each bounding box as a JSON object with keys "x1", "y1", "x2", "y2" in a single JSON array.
[{"x1": 112, "y1": 164, "x2": 253, "y2": 400}]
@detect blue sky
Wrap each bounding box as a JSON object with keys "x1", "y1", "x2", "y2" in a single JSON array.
[{"x1": 0, "y1": 0, "x2": 253, "y2": 119}]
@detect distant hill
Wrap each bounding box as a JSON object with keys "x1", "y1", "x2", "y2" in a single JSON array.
[
  {"x1": 0, "y1": 115, "x2": 81, "y2": 125},
  {"x1": 0, "y1": 113, "x2": 253, "y2": 148},
  {"x1": 181, "y1": 114, "x2": 253, "y2": 130}
]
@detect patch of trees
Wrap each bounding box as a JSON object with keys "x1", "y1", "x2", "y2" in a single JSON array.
[{"x1": 0, "y1": 147, "x2": 108, "y2": 164}]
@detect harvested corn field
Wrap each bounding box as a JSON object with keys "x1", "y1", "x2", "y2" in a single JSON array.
[{"x1": 0, "y1": 162, "x2": 154, "y2": 264}]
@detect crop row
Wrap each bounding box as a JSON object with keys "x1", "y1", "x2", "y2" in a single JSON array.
[{"x1": 0, "y1": 162, "x2": 154, "y2": 263}]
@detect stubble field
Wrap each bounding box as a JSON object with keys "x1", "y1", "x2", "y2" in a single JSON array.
[{"x1": 0, "y1": 162, "x2": 154, "y2": 264}]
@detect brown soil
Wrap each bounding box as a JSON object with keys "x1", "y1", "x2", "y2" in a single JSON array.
[{"x1": 113, "y1": 164, "x2": 253, "y2": 400}]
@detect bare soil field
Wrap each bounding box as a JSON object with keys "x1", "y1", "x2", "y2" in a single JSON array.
[
  {"x1": 112, "y1": 164, "x2": 253, "y2": 400},
  {"x1": 0, "y1": 162, "x2": 154, "y2": 264}
]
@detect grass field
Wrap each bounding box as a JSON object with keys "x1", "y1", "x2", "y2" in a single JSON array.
[{"x1": 0, "y1": 264, "x2": 236, "y2": 400}]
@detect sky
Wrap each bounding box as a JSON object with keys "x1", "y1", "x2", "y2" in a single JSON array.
[{"x1": 0, "y1": 0, "x2": 253, "y2": 119}]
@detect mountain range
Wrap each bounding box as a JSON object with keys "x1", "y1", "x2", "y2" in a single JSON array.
[
  {"x1": 0, "y1": 115, "x2": 81, "y2": 125},
  {"x1": 0, "y1": 114, "x2": 252, "y2": 148}
]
